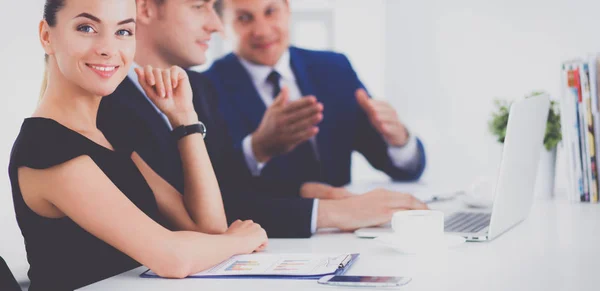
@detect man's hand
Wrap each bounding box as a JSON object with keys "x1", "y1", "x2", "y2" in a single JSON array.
[
  {"x1": 356, "y1": 89, "x2": 409, "y2": 147},
  {"x1": 252, "y1": 87, "x2": 324, "y2": 162},
  {"x1": 300, "y1": 182, "x2": 353, "y2": 200},
  {"x1": 317, "y1": 188, "x2": 428, "y2": 231}
]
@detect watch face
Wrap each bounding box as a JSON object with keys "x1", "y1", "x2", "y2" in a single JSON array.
[{"x1": 199, "y1": 122, "x2": 207, "y2": 138}]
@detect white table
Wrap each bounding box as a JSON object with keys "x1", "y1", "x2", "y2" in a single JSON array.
[{"x1": 80, "y1": 197, "x2": 600, "y2": 291}]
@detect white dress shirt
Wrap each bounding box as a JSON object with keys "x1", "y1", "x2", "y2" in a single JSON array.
[{"x1": 237, "y1": 50, "x2": 422, "y2": 233}]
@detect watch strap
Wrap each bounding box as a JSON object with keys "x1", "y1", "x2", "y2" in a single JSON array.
[{"x1": 171, "y1": 122, "x2": 206, "y2": 140}]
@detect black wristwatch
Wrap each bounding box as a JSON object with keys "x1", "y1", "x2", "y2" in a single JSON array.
[{"x1": 171, "y1": 122, "x2": 207, "y2": 140}]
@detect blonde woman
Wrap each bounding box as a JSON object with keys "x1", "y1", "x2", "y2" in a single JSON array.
[{"x1": 9, "y1": 1, "x2": 267, "y2": 290}]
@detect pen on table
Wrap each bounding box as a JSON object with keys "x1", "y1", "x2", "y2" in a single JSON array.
[
  {"x1": 424, "y1": 191, "x2": 465, "y2": 204},
  {"x1": 338, "y1": 255, "x2": 352, "y2": 268}
]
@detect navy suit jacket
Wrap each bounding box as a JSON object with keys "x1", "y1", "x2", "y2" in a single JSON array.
[
  {"x1": 97, "y1": 71, "x2": 315, "y2": 238},
  {"x1": 204, "y1": 47, "x2": 427, "y2": 187}
]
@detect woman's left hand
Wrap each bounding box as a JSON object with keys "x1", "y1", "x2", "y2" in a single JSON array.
[{"x1": 135, "y1": 65, "x2": 198, "y2": 127}]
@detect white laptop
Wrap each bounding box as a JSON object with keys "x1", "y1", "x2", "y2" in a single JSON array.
[{"x1": 355, "y1": 94, "x2": 550, "y2": 242}]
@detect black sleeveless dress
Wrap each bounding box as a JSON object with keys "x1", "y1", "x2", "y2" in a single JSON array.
[{"x1": 8, "y1": 117, "x2": 163, "y2": 291}]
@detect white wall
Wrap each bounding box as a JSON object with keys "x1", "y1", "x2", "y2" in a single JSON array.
[
  {"x1": 0, "y1": 0, "x2": 45, "y2": 284},
  {"x1": 329, "y1": 0, "x2": 389, "y2": 182},
  {"x1": 385, "y1": 0, "x2": 600, "y2": 190}
]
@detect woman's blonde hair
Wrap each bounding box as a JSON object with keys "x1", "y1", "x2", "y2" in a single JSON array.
[{"x1": 39, "y1": 55, "x2": 49, "y2": 100}]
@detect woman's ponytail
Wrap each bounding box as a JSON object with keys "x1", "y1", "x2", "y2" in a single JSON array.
[{"x1": 40, "y1": 0, "x2": 65, "y2": 100}]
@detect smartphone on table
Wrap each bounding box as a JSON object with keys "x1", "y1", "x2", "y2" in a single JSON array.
[{"x1": 317, "y1": 275, "x2": 411, "y2": 288}]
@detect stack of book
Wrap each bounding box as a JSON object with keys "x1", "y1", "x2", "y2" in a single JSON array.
[{"x1": 561, "y1": 57, "x2": 600, "y2": 203}]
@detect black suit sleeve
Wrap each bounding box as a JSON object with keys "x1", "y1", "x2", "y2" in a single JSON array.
[
  {"x1": 215, "y1": 139, "x2": 315, "y2": 238},
  {"x1": 192, "y1": 72, "x2": 315, "y2": 238}
]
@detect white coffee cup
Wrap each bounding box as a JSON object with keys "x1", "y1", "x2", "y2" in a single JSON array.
[{"x1": 390, "y1": 210, "x2": 445, "y2": 252}]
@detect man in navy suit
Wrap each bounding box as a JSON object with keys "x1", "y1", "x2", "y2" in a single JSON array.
[
  {"x1": 99, "y1": 0, "x2": 427, "y2": 238},
  {"x1": 209, "y1": 0, "x2": 427, "y2": 187},
  {"x1": 206, "y1": 0, "x2": 428, "y2": 230}
]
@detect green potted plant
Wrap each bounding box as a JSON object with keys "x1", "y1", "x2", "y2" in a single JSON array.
[{"x1": 488, "y1": 92, "x2": 562, "y2": 198}]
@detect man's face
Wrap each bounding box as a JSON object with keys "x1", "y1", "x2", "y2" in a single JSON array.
[
  {"x1": 146, "y1": 0, "x2": 222, "y2": 67},
  {"x1": 221, "y1": 0, "x2": 290, "y2": 66}
]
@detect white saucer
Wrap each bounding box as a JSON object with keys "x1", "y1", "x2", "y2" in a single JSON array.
[
  {"x1": 354, "y1": 227, "x2": 393, "y2": 238},
  {"x1": 375, "y1": 234, "x2": 465, "y2": 254}
]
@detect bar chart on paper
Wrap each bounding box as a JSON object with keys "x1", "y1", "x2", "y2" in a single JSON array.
[
  {"x1": 219, "y1": 256, "x2": 318, "y2": 275},
  {"x1": 273, "y1": 260, "x2": 311, "y2": 272},
  {"x1": 225, "y1": 261, "x2": 261, "y2": 272}
]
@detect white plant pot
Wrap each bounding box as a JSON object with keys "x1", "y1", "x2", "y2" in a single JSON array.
[{"x1": 534, "y1": 147, "x2": 557, "y2": 199}]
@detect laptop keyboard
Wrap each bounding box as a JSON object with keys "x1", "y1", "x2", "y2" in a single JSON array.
[{"x1": 444, "y1": 212, "x2": 491, "y2": 233}]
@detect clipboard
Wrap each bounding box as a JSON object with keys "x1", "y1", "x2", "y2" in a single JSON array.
[{"x1": 140, "y1": 253, "x2": 359, "y2": 280}]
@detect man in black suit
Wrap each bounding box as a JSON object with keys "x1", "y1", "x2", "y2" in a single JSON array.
[{"x1": 98, "y1": 0, "x2": 427, "y2": 238}]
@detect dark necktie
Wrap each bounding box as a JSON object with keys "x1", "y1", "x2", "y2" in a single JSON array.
[
  {"x1": 266, "y1": 70, "x2": 281, "y2": 99},
  {"x1": 263, "y1": 70, "x2": 322, "y2": 182}
]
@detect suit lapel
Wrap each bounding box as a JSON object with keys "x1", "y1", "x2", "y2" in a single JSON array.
[
  {"x1": 289, "y1": 47, "x2": 316, "y2": 97},
  {"x1": 289, "y1": 47, "x2": 334, "y2": 182},
  {"x1": 221, "y1": 54, "x2": 268, "y2": 132},
  {"x1": 289, "y1": 47, "x2": 323, "y2": 150},
  {"x1": 114, "y1": 77, "x2": 173, "y2": 143},
  {"x1": 188, "y1": 70, "x2": 213, "y2": 123}
]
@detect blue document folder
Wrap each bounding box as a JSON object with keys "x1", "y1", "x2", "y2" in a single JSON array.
[{"x1": 140, "y1": 253, "x2": 359, "y2": 280}]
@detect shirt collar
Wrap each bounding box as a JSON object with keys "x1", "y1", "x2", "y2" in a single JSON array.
[
  {"x1": 238, "y1": 49, "x2": 295, "y2": 86},
  {"x1": 125, "y1": 63, "x2": 164, "y2": 113},
  {"x1": 127, "y1": 62, "x2": 142, "y2": 89}
]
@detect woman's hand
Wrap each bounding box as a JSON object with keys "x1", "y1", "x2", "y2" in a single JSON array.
[
  {"x1": 135, "y1": 65, "x2": 198, "y2": 127},
  {"x1": 225, "y1": 220, "x2": 269, "y2": 253}
]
